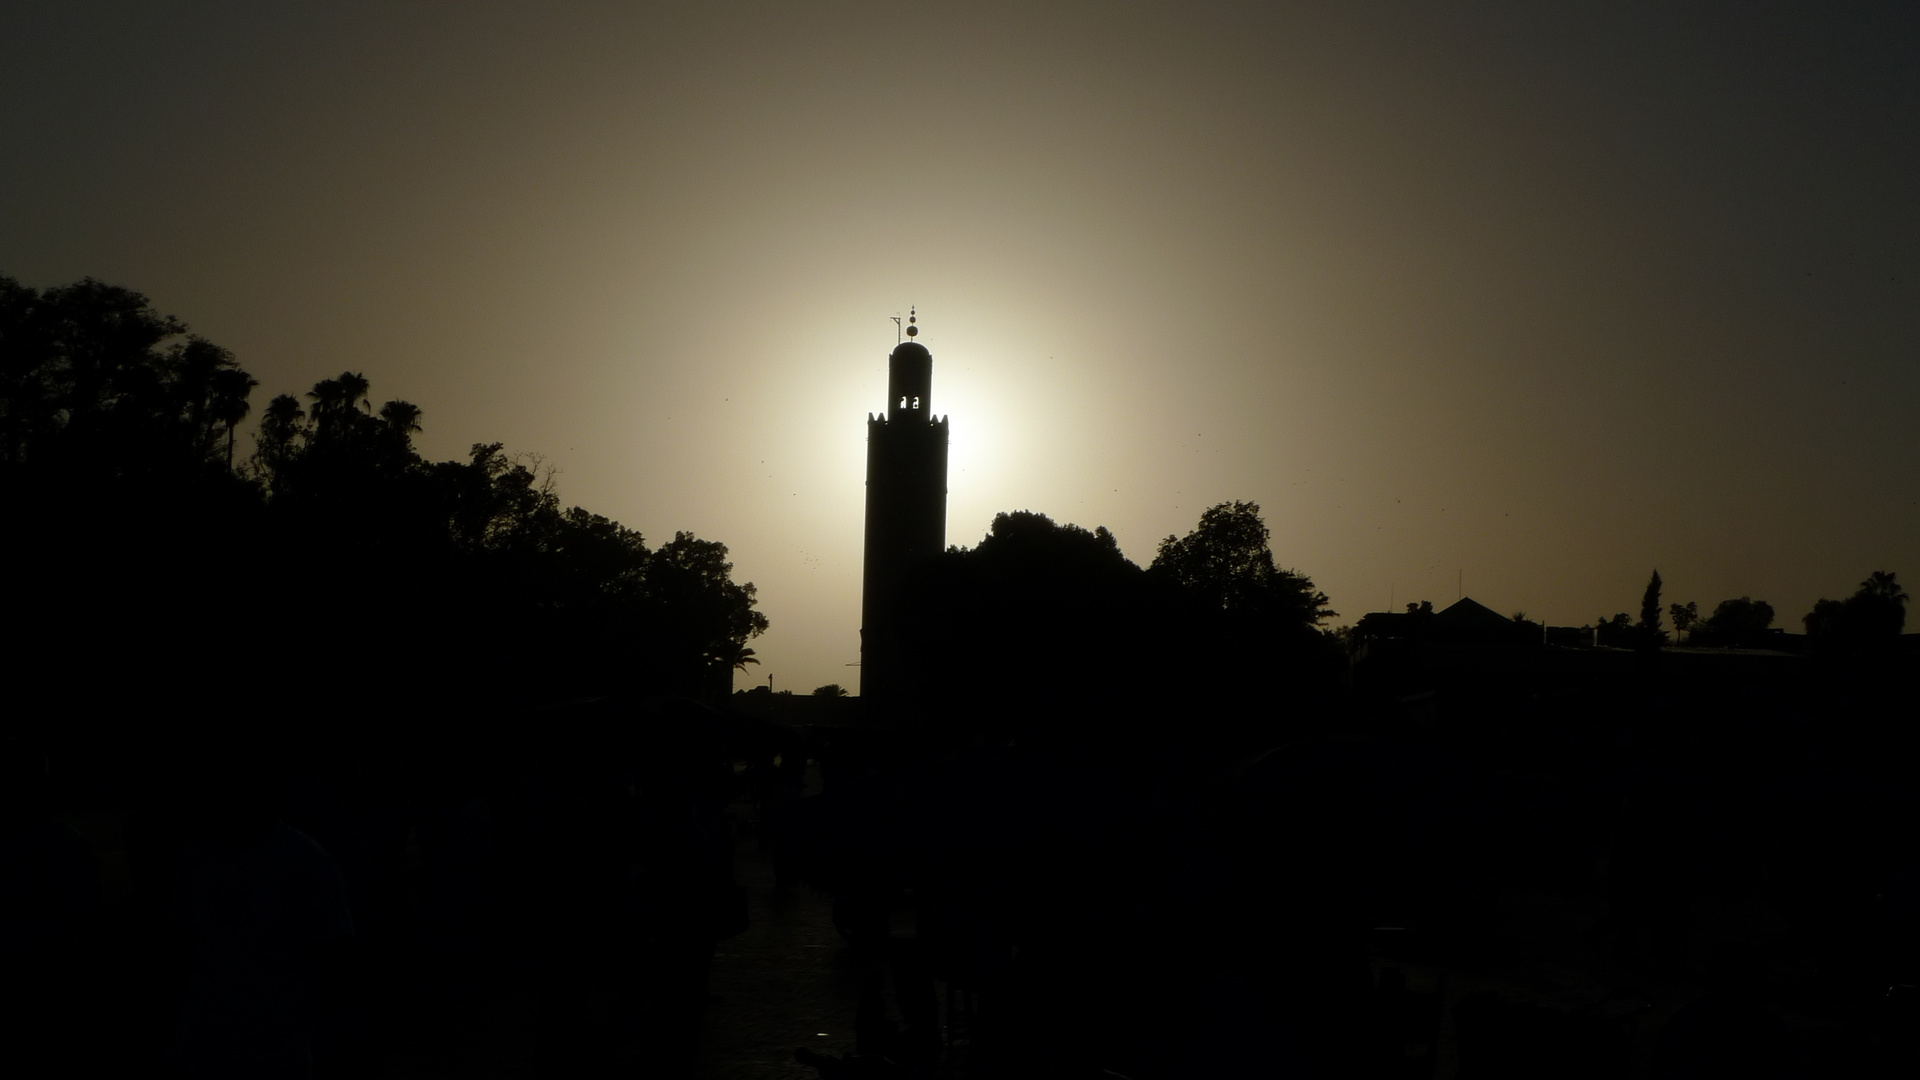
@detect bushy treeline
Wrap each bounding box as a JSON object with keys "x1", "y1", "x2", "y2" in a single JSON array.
[
  {"x1": 0, "y1": 276, "x2": 765, "y2": 731},
  {"x1": 888, "y1": 500, "x2": 1343, "y2": 745},
  {"x1": 1655, "y1": 570, "x2": 1906, "y2": 651}
]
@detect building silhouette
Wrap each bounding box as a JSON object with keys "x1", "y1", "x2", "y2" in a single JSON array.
[{"x1": 860, "y1": 310, "x2": 949, "y2": 704}]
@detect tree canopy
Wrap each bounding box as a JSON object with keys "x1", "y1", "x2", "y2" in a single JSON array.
[
  {"x1": 1, "y1": 275, "x2": 764, "y2": 718},
  {"x1": 1805, "y1": 571, "x2": 1908, "y2": 642},
  {"x1": 892, "y1": 501, "x2": 1341, "y2": 745},
  {"x1": 1692, "y1": 597, "x2": 1776, "y2": 647},
  {"x1": 1149, "y1": 500, "x2": 1334, "y2": 630},
  {"x1": 1, "y1": 277, "x2": 257, "y2": 482}
]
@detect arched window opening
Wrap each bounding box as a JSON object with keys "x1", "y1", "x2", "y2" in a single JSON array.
[
  {"x1": 899, "y1": 396, "x2": 908, "y2": 409},
  {"x1": 912, "y1": 396, "x2": 921, "y2": 409}
]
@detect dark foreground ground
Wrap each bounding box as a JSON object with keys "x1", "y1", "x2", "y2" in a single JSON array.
[
  {"x1": 50, "y1": 775, "x2": 1903, "y2": 1080},
  {"x1": 343, "y1": 832, "x2": 871, "y2": 1080}
]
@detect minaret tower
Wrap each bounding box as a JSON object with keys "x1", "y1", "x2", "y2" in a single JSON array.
[{"x1": 860, "y1": 308, "x2": 949, "y2": 704}]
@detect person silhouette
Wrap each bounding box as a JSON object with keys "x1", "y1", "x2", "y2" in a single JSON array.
[
  {"x1": 167, "y1": 751, "x2": 354, "y2": 1080},
  {"x1": 1, "y1": 739, "x2": 102, "y2": 1079},
  {"x1": 415, "y1": 757, "x2": 493, "y2": 1017}
]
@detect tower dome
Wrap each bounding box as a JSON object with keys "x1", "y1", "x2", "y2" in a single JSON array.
[{"x1": 887, "y1": 341, "x2": 933, "y2": 416}]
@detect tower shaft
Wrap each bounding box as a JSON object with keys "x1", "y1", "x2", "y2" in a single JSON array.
[{"x1": 860, "y1": 339, "x2": 948, "y2": 706}]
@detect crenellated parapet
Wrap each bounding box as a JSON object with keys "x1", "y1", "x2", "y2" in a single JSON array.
[{"x1": 867, "y1": 412, "x2": 950, "y2": 428}]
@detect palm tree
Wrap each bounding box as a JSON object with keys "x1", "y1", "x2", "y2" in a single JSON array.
[
  {"x1": 706, "y1": 641, "x2": 759, "y2": 676},
  {"x1": 1857, "y1": 570, "x2": 1909, "y2": 635},
  {"x1": 379, "y1": 399, "x2": 423, "y2": 438},
  {"x1": 1861, "y1": 571, "x2": 1908, "y2": 607},
  {"x1": 701, "y1": 641, "x2": 759, "y2": 698},
  {"x1": 208, "y1": 367, "x2": 258, "y2": 469},
  {"x1": 306, "y1": 372, "x2": 372, "y2": 439},
  {"x1": 1807, "y1": 571, "x2": 1910, "y2": 639},
  {"x1": 252, "y1": 393, "x2": 307, "y2": 479}
]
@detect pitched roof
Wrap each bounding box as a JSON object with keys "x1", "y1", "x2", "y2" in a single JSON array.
[{"x1": 1434, "y1": 596, "x2": 1513, "y2": 630}]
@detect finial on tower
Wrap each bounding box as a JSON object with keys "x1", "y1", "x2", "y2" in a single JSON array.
[{"x1": 906, "y1": 306, "x2": 918, "y2": 338}]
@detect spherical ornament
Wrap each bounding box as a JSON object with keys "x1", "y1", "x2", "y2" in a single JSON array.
[{"x1": 906, "y1": 325, "x2": 918, "y2": 337}]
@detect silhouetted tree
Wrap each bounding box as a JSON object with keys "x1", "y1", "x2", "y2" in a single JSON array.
[
  {"x1": 888, "y1": 510, "x2": 1148, "y2": 733},
  {"x1": 650, "y1": 531, "x2": 772, "y2": 678},
  {"x1": 1638, "y1": 570, "x2": 1667, "y2": 647},
  {"x1": 379, "y1": 399, "x2": 422, "y2": 440},
  {"x1": 715, "y1": 643, "x2": 761, "y2": 675},
  {"x1": 209, "y1": 367, "x2": 256, "y2": 468},
  {"x1": 891, "y1": 502, "x2": 1343, "y2": 744},
  {"x1": 1596, "y1": 612, "x2": 1635, "y2": 648},
  {"x1": 1149, "y1": 500, "x2": 1334, "y2": 630},
  {"x1": 251, "y1": 394, "x2": 305, "y2": 480},
  {"x1": 1670, "y1": 601, "x2": 1700, "y2": 640},
  {"x1": 1690, "y1": 597, "x2": 1775, "y2": 647},
  {"x1": 1856, "y1": 570, "x2": 1909, "y2": 633},
  {"x1": 1805, "y1": 571, "x2": 1908, "y2": 641},
  {"x1": 0, "y1": 275, "x2": 256, "y2": 484},
  {"x1": 396, "y1": 440, "x2": 769, "y2": 696},
  {"x1": 5, "y1": 275, "x2": 774, "y2": 716},
  {"x1": 1349, "y1": 600, "x2": 1438, "y2": 645},
  {"x1": 811, "y1": 684, "x2": 849, "y2": 697},
  {"x1": 2, "y1": 277, "x2": 271, "y2": 728},
  {"x1": 306, "y1": 371, "x2": 370, "y2": 431}
]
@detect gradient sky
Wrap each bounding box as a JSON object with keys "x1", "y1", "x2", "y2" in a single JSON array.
[{"x1": 5, "y1": 2, "x2": 1915, "y2": 692}]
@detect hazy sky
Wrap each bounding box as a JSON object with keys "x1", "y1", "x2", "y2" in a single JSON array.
[{"x1": 5, "y1": 2, "x2": 1915, "y2": 692}]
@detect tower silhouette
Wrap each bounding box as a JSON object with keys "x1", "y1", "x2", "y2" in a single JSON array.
[{"x1": 860, "y1": 309, "x2": 949, "y2": 703}]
